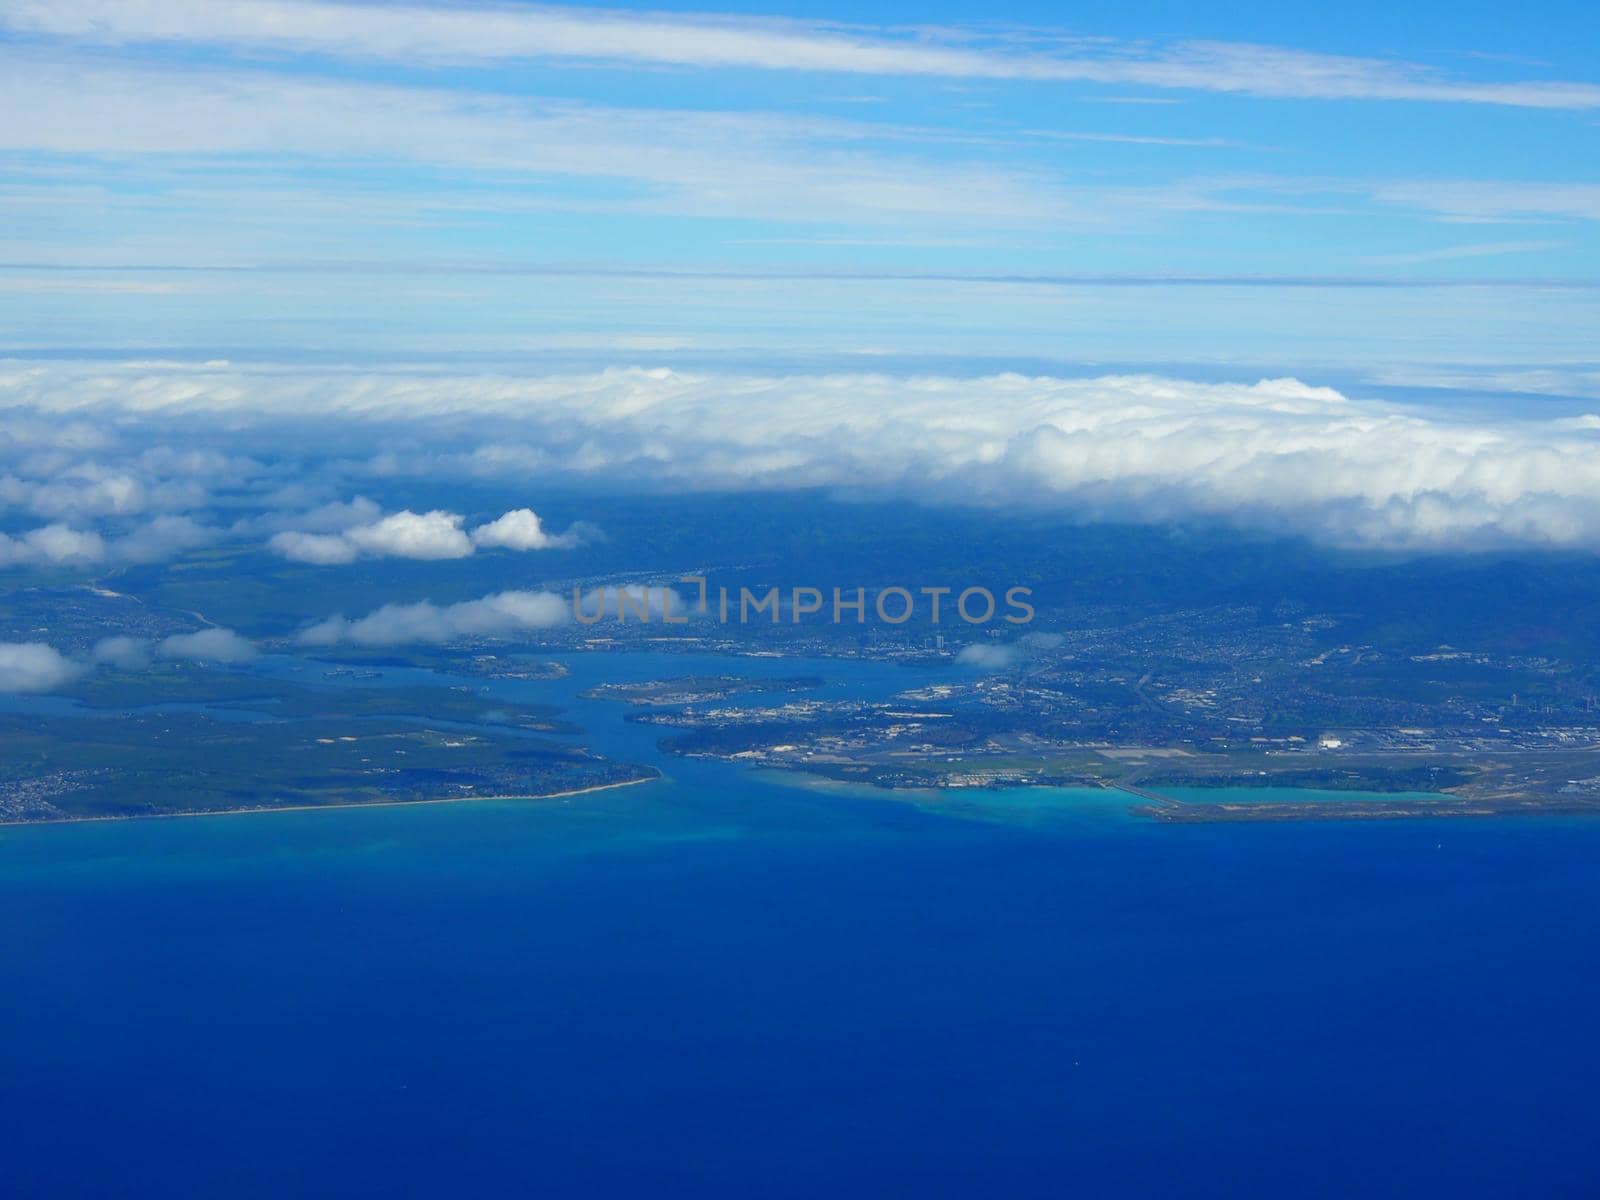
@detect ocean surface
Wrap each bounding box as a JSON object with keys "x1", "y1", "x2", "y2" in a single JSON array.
[{"x1": 3, "y1": 651, "x2": 1599, "y2": 1197}]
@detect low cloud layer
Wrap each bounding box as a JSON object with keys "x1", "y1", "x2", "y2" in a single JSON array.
[
  {"x1": 956, "y1": 632, "x2": 1065, "y2": 673},
  {"x1": 12, "y1": 363, "x2": 1600, "y2": 551},
  {"x1": 155, "y1": 627, "x2": 259, "y2": 663},
  {"x1": 0, "y1": 523, "x2": 104, "y2": 567},
  {"x1": 954, "y1": 643, "x2": 1018, "y2": 670},
  {"x1": 0, "y1": 515, "x2": 213, "y2": 568},
  {"x1": 0, "y1": 626, "x2": 258, "y2": 694},
  {"x1": 269, "y1": 506, "x2": 580, "y2": 564},
  {"x1": 92, "y1": 628, "x2": 260, "y2": 668},
  {"x1": 0, "y1": 641, "x2": 84, "y2": 693},
  {"x1": 469, "y1": 508, "x2": 580, "y2": 552},
  {"x1": 300, "y1": 589, "x2": 570, "y2": 646},
  {"x1": 298, "y1": 585, "x2": 694, "y2": 646}
]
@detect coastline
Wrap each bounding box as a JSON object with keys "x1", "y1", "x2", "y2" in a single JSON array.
[{"x1": 0, "y1": 769, "x2": 663, "y2": 828}]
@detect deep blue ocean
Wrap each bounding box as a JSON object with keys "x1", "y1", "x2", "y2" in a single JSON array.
[{"x1": 3, "y1": 652, "x2": 1598, "y2": 1197}]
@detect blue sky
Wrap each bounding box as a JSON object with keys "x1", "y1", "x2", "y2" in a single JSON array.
[
  {"x1": 5, "y1": 3, "x2": 1600, "y2": 577},
  {"x1": 1, "y1": 0, "x2": 1598, "y2": 378}
]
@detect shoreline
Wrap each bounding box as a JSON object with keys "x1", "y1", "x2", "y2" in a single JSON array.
[{"x1": 0, "y1": 770, "x2": 663, "y2": 828}]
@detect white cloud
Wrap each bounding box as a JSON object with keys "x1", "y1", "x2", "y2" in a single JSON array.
[
  {"x1": 1371, "y1": 181, "x2": 1600, "y2": 224},
  {"x1": 955, "y1": 632, "x2": 1062, "y2": 671},
  {"x1": 0, "y1": 523, "x2": 106, "y2": 567},
  {"x1": 1361, "y1": 240, "x2": 1566, "y2": 266},
  {"x1": 16, "y1": 363, "x2": 1600, "y2": 551},
  {"x1": 0, "y1": 451, "x2": 214, "y2": 530},
  {"x1": 344, "y1": 509, "x2": 473, "y2": 560},
  {"x1": 1, "y1": 54, "x2": 1595, "y2": 242},
  {"x1": 248, "y1": 495, "x2": 383, "y2": 535},
  {"x1": 270, "y1": 509, "x2": 470, "y2": 562},
  {"x1": 112, "y1": 514, "x2": 215, "y2": 564},
  {"x1": 91, "y1": 635, "x2": 153, "y2": 670},
  {"x1": 90, "y1": 630, "x2": 255, "y2": 671},
  {"x1": 6, "y1": 1, "x2": 1598, "y2": 108},
  {"x1": 955, "y1": 643, "x2": 1018, "y2": 670},
  {"x1": 0, "y1": 57, "x2": 1073, "y2": 229},
  {"x1": 470, "y1": 508, "x2": 579, "y2": 551},
  {"x1": 0, "y1": 276, "x2": 200, "y2": 295},
  {"x1": 0, "y1": 415, "x2": 113, "y2": 455},
  {"x1": 25, "y1": 523, "x2": 108, "y2": 563},
  {"x1": 0, "y1": 641, "x2": 84, "y2": 692},
  {"x1": 0, "y1": 630, "x2": 255, "y2": 691},
  {"x1": 271, "y1": 506, "x2": 577, "y2": 563},
  {"x1": 267, "y1": 530, "x2": 361, "y2": 565},
  {"x1": 0, "y1": 515, "x2": 213, "y2": 570},
  {"x1": 300, "y1": 589, "x2": 570, "y2": 646},
  {"x1": 156, "y1": 627, "x2": 258, "y2": 663},
  {"x1": 2, "y1": 468, "x2": 147, "y2": 520}
]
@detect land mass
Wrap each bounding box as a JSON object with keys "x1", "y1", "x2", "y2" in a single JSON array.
[{"x1": 0, "y1": 668, "x2": 655, "y2": 822}]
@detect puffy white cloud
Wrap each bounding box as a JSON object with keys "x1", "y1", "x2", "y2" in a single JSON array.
[
  {"x1": 271, "y1": 506, "x2": 577, "y2": 563},
  {"x1": 156, "y1": 627, "x2": 258, "y2": 663},
  {"x1": 470, "y1": 508, "x2": 579, "y2": 551},
  {"x1": 300, "y1": 589, "x2": 570, "y2": 646},
  {"x1": 344, "y1": 509, "x2": 474, "y2": 560},
  {"x1": 0, "y1": 642, "x2": 84, "y2": 693},
  {"x1": 270, "y1": 509, "x2": 472, "y2": 563}
]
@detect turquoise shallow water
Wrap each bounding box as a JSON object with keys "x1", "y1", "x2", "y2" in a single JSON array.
[
  {"x1": 1159, "y1": 786, "x2": 1452, "y2": 804},
  {"x1": 3, "y1": 652, "x2": 1599, "y2": 1198}
]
